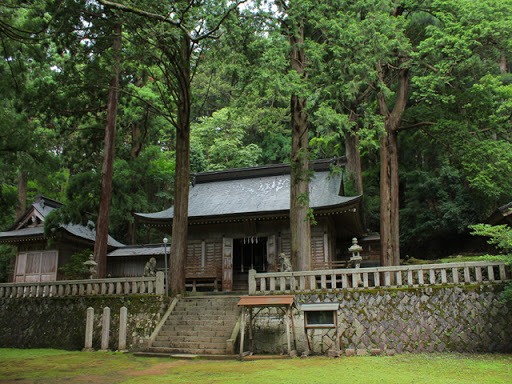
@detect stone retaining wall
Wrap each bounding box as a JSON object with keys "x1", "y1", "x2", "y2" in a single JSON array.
[
  {"x1": 252, "y1": 284, "x2": 512, "y2": 355},
  {"x1": 0, "y1": 295, "x2": 171, "y2": 351}
]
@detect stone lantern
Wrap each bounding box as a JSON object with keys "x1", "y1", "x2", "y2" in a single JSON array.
[
  {"x1": 348, "y1": 238, "x2": 363, "y2": 269},
  {"x1": 83, "y1": 254, "x2": 98, "y2": 279}
]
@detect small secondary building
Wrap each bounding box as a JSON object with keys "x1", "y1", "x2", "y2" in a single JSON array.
[{"x1": 0, "y1": 196, "x2": 123, "y2": 282}]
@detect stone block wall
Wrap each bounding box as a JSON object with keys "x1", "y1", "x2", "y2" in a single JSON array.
[
  {"x1": 251, "y1": 284, "x2": 512, "y2": 355},
  {"x1": 0, "y1": 295, "x2": 171, "y2": 351}
]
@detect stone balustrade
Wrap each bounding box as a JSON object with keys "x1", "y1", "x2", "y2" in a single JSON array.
[
  {"x1": 248, "y1": 261, "x2": 509, "y2": 295},
  {"x1": 0, "y1": 272, "x2": 165, "y2": 298}
]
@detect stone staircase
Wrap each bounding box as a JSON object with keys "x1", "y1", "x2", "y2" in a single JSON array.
[{"x1": 147, "y1": 295, "x2": 241, "y2": 356}]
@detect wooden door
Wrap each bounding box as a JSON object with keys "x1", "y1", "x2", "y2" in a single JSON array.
[{"x1": 222, "y1": 237, "x2": 233, "y2": 291}]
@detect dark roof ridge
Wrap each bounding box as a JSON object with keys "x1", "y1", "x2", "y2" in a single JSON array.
[
  {"x1": 34, "y1": 195, "x2": 63, "y2": 209},
  {"x1": 498, "y1": 201, "x2": 512, "y2": 212},
  {"x1": 193, "y1": 157, "x2": 346, "y2": 185},
  {"x1": 115, "y1": 243, "x2": 166, "y2": 249}
]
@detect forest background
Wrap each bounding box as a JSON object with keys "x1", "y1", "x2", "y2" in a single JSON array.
[{"x1": 1, "y1": 0, "x2": 511, "y2": 282}]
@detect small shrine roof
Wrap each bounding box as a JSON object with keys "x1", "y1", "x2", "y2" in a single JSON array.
[{"x1": 237, "y1": 295, "x2": 295, "y2": 307}]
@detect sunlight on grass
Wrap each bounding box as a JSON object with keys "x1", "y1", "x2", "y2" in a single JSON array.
[{"x1": 0, "y1": 349, "x2": 511, "y2": 384}]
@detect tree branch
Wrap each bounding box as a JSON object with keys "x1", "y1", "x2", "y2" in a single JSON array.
[
  {"x1": 398, "y1": 121, "x2": 435, "y2": 131},
  {"x1": 98, "y1": 0, "x2": 247, "y2": 43}
]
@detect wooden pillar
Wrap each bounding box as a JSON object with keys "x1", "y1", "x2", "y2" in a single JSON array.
[
  {"x1": 249, "y1": 307, "x2": 254, "y2": 353},
  {"x1": 239, "y1": 306, "x2": 246, "y2": 357},
  {"x1": 285, "y1": 306, "x2": 291, "y2": 355}
]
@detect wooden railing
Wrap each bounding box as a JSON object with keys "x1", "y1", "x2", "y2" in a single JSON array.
[
  {"x1": 248, "y1": 262, "x2": 509, "y2": 295},
  {"x1": 0, "y1": 272, "x2": 165, "y2": 299}
]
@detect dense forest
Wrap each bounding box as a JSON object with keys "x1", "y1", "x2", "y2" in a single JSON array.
[{"x1": 1, "y1": 0, "x2": 511, "y2": 279}]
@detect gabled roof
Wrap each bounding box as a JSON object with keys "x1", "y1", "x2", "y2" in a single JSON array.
[
  {"x1": 108, "y1": 244, "x2": 167, "y2": 257},
  {"x1": 135, "y1": 159, "x2": 363, "y2": 226},
  {"x1": 0, "y1": 196, "x2": 124, "y2": 247}
]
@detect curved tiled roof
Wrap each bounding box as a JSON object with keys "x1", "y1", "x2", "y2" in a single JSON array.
[{"x1": 136, "y1": 168, "x2": 360, "y2": 222}]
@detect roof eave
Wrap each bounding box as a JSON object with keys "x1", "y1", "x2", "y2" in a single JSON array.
[{"x1": 137, "y1": 196, "x2": 363, "y2": 227}]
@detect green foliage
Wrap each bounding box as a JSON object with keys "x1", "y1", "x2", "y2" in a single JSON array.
[
  {"x1": 58, "y1": 249, "x2": 92, "y2": 280},
  {"x1": 401, "y1": 166, "x2": 483, "y2": 256},
  {"x1": 0, "y1": 245, "x2": 15, "y2": 283},
  {"x1": 400, "y1": 166, "x2": 480, "y2": 243},
  {"x1": 470, "y1": 223, "x2": 512, "y2": 301},
  {"x1": 470, "y1": 224, "x2": 512, "y2": 255},
  {"x1": 1, "y1": 0, "x2": 512, "y2": 260},
  {"x1": 192, "y1": 108, "x2": 263, "y2": 170}
]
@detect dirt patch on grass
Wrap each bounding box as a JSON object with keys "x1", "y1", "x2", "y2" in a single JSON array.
[{"x1": 125, "y1": 359, "x2": 207, "y2": 377}]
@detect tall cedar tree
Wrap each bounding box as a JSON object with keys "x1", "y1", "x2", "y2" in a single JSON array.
[
  {"x1": 93, "y1": 21, "x2": 122, "y2": 277},
  {"x1": 281, "y1": 0, "x2": 312, "y2": 271},
  {"x1": 98, "y1": 0, "x2": 245, "y2": 293}
]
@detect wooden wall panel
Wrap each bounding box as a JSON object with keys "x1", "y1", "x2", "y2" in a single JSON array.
[
  {"x1": 311, "y1": 235, "x2": 325, "y2": 270},
  {"x1": 186, "y1": 240, "x2": 202, "y2": 268},
  {"x1": 205, "y1": 240, "x2": 222, "y2": 268}
]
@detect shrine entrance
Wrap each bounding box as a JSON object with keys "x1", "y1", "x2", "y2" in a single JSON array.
[{"x1": 232, "y1": 237, "x2": 267, "y2": 291}]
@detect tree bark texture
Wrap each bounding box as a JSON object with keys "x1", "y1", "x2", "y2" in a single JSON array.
[
  {"x1": 16, "y1": 170, "x2": 27, "y2": 219},
  {"x1": 377, "y1": 59, "x2": 409, "y2": 267},
  {"x1": 169, "y1": 36, "x2": 191, "y2": 295},
  {"x1": 345, "y1": 114, "x2": 364, "y2": 195},
  {"x1": 93, "y1": 23, "x2": 122, "y2": 278},
  {"x1": 289, "y1": 22, "x2": 311, "y2": 272}
]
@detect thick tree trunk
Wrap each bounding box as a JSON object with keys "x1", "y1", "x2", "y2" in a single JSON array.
[
  {"x1": 16, "y1": 170, "x2": 28, "y2": 219},
  {"x1": 389, "y1": 129, "x2": 400, "y2": 266},
  {"x1": 379, "y1": 133, "x2": 391, "y2": 267},
  {"x1": 345, "y1": 116, "x2": 363, "y2": 195},
  {"x1": 500, "y1": 54, "x2": 507, "y2": 74},
  {"x1": 169, "y1": 37, "x2": 191, "y2": 295},
  {"x1": 289, "y1": 22, "x2": 311, "y2": 272},
  {"x1": 377, "y1": 60, "x2": 408, "y2": 267},
  {"x1": 127, "y1": 218, "x2": 137, "y2": 245},
  {"x1": 93, "y1": 23, "x2": 122, "y2": 278}
]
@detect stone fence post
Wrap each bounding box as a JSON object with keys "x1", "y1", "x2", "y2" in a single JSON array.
[
  {"x1": 100, "y1": 307, "x2": 110, "y2": 351},
  {"x1": 83, "y1": 307, "x2": 94, "y2": 351},
  {"x1": 118, "y1": 306, "x2": 128, "y2": 352},
  {"x1": 248, "y1": 269, "x2": 256, "y2": 295},
  {"x1": 156, "y1": 271, "x2": 165, "y2": 295}
]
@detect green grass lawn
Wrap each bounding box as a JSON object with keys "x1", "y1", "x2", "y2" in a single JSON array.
[{"x1": 0, "y1": 349, "x2": 511, "y2": 384}]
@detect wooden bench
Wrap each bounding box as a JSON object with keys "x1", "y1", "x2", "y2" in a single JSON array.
[{"x1": 185, "y1": 266, "x2": 222, "y2": 292}]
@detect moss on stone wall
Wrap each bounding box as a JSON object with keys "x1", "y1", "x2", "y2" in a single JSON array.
[
  {"x1": 0, "y1": 295, "x2": 171, "y2": 351},
  {"x1": 252, "y1": 284, "x2": 512, "y2": 355}
]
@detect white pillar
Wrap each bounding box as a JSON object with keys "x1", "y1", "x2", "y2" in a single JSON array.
[
  {"x1": 83, "y1": 307, "x2": 94, "y2": 351},
  {"x1": 118, "y1": 306, "x2": 128, "y2": 352},
  {"x1": 156, "y1": 271, "x2": 165, "y2": 295},
  {"x1": 100, "y1": 307, "x2": 110, "y2": 351}
]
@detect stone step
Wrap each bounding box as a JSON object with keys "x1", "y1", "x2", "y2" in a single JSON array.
[
  {"x1": 174, "y1": 306, "x2": 239, "y2": 313},
  {"x1": 148, "y1": 296, "x2": 241, "y2": 356},
  {"x1": 158, "y1": 329, "x2": 233, "y2": 338},
  {"x1": 152, "y1": 340, "x2": 227, "y2": 350},
  {"x1": 167, "y1": 314, "x2": 239, "y2": 322},
  {"x1": 179, "y1": 300, "x2": 240, "y2": 307},
  {"x1": 164, "y1": 319, "x2": 236, "y2": 327},
  {"x1": 173, "y1": 303, "x2": 240, "y2": 309},
  {"x1": 160, "y1": 324, "x2": 234, "y2": 333},
  {"x1": 147, "y1": 346, "x2": 227, "y2": 355},
  {"x1": 154, "y1": 335, "x2": 228, "y2": 344}
]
